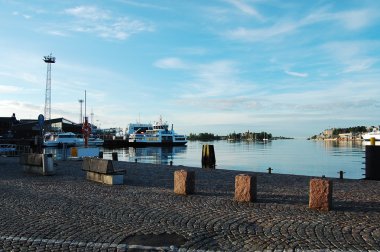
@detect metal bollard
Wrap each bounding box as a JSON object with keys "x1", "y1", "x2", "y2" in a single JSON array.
[
  {"x1": 99, "y1": 151, "x2": 103, "y2": 159},
  {"x1": 112, "y1": 152, "x2": 118, "y2": 161},
  {"x1": 170, "y1": 161, "x2": 173, "y2": 166},
  {"x1": 135, "y1": 158, "x2": 137, "y2": 163},
  {"x1": 338, "y1": 170, "x2": 345, "y2": 179},
  {"x1": 267, "y1": 167, "x2": 273, "y2": 174},
  {"x1": 202, "y1": 144, "x2": 216, "y2": 168},
  {"x1": 370, "y1": 137, "x2": 376, "y2": 146},
  {"x1": 43, "y1": 153, "x2": 55, "y2": 175}
]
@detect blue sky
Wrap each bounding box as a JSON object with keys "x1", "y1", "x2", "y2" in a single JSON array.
[{"x1": 1, "y1": 0, "x2": 379, "y2": 137}]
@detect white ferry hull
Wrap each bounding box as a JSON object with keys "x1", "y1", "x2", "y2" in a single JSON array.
[{"x1": 362, "y1": 133, "x2": 380, "y2": 141}]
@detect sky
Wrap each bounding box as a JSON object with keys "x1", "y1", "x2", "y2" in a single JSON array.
[{"x1": 1, "y1": 0, "x2": 380, "y2": 137}]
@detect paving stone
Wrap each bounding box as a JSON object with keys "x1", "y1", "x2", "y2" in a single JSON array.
[{"x1": 0, "y1": 157, "x2": 380, "y2": 251}]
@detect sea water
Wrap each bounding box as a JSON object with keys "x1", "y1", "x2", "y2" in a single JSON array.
[{"x1": 102, "y1": 139, "x2": 365, "y2": 179}]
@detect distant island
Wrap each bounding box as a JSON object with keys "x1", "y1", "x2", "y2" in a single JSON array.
[{"x1": 187, "y1": 131, "x2": 294, "y2": 141}]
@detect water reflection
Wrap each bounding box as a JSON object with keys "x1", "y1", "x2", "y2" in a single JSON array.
[
  {"x1": 103, "y1": 146, "x2": 187, "y2": 165},
  {"x1": 43, "y1": 139, "x2": 367, "y2": 179}
]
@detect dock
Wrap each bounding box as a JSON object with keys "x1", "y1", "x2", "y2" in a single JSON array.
[{"x1": 1, "y1": 156, "x2": 380, "y2": 251}]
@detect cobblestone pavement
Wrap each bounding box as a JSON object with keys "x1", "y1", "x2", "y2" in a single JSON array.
[{"x1": 1, "y1": 156, "x2": 380, "y2": 251}]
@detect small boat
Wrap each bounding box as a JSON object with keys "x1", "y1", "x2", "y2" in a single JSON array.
[
  {"x1": 44, "y1": 132, "x2": 105, "y2": 147},
  {"x1": 128, "y1": 117, "x2": 187, "y2": 146},
  {"x1": 44, "y1": 132, "x2": 104, "y2": 147},
  {"x1": 44, "y1": 132, "x2": 84, "y2": 147}
]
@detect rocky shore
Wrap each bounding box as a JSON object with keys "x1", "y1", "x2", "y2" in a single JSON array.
[{"x1": 1, "y1": 156, "x2": 380, "y2": 251}]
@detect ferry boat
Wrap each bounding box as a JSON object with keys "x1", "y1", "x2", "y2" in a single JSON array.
[
  {"x1": 43, "y1": 132, "x2": 104, "y2": 147},
  {"x1": 362, "y1": 128, "x2": 380, "y2": 142},
  {"x1": 128, "y1": 118, "x2": 187, "y2": 146}
]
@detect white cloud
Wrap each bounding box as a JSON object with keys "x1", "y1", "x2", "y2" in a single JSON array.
[
  {"x1": 119, "y1": 0, "x2": 170, "y2": 10},
  {"x1": 342, "y1": 59, "x2": 377, "y2": 74},
  {"x1": 225, "y1": 0, "x2": 263, "y2": 20},
  {"x1": 225, "y1": 7, "x2": 378, "y2": 42},
  {"x1": 47, "y1": 30, "x2": 68, "y2": 37},
  {"x1": 323, "y1": 41, "x2": 378, "y2": 74},
  {"x1": 61, "y1": 5, "x2": 153, "y2": 40},
  {"x1": 225, "y1": 23, "x2": 297, "y2": 42},
  {"x1": 284, "y1": 70, "x2": 308, "y2": 78},
  {"x1": 333, "y1": 9, "x2": 377, "y2": 30},
  {"x1": 65, "y1": 6, "x2": 110, "y2": 21},
  {"x1": 154, "y1": 57, "x2": 188, "y2": 69},
  {"x1": 0, "y1": 85, "x2": 21, "y2": 93}
]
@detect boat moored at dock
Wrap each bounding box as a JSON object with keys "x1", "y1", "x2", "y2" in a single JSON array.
[
  {"x1": 43, "y1": 132, "x2": 104, "y2": 147},
  {"x1": 128, "y1": 118, "x2": 187, "y2": 146},
  {"x1": 362, "y1": 128, "x2": 380, "y2": 142}
]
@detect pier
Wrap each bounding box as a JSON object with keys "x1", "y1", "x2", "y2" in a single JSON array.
[{"x1": 1, "y1": 156, "x2": 380, "y2": 251}]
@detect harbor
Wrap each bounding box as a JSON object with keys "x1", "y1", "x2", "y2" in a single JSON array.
[{"x1": 1, "y1": 156, "x2": 380, "y2": 251}]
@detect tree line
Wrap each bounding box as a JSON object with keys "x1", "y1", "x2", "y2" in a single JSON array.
[{"x1": 187, "y1": 131, "x2": 273, "y2": 141}]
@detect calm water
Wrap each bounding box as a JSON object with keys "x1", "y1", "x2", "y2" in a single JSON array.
[{"x1": 102, "y1": 139, "x2": 366, "y2": 179}]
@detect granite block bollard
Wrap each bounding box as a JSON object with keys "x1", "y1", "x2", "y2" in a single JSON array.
[
  {"x1": 174, "y1": 170, "x2": 195, "y2": 195},
  {"x1": 82, "y1": 157, "x2": 123, "y2": 185},
  {"x1": 235, "y1": 174, "x2": 257, "y2": 202},
  {"x1": 20, "y1": 153, "x2": 55, "y2": 176},
  {"x1": 309, "y1": 178, "x2": 333, "y2": 211}
]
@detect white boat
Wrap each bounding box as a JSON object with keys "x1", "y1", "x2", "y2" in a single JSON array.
[
  {"x1": 44, "y1": 132, "x2": 84, "y2": 147},
  {"x1": 128, "y1": 118, "x2": 187, "y2": 146},
  {"x1": 43, "y1": 132, "x2": 104, "y2": 147},
  {"x1": 362, "y1": 128, "x2": 380, "y2": 142}
]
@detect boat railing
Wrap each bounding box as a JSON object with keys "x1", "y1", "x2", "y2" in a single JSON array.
[{"x1": 0, "y1": 144, "x2": 30, "y2": 157}]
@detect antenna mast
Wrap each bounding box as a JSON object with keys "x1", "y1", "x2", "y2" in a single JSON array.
[
  {"x1": 78, "y1": 99, "x2": 84, "y2": 124},
  {"x1": 43, "y1": 53, "x2": 56, "y2": 120}
]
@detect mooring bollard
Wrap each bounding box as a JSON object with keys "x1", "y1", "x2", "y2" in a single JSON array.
[
  {"x1": 365, "y1": 142, "x2": 380, "y2": 180},
  {"x1": 370, "y1": 137, "x2": 376, "y2": 146},
  {"x1": 99, "y1": 151, "x2": 103, "y2": 158},
  {"x1": 235, "y1": 174, "x2": 257, "y2": 202},
  {"x1": 43, "y1": 153, "x2": 55, "y2": 175},
  {"x1": 338, "y1": 170, "x2": 345, "y2": 179},
  {"x1": 202, "y1": 144, "x2": 216, "y2": 168},
  {"x1": 309, "y1": 178, "x2": 333, "y2": 211},
  {"x1": 267, "y1": 167, "x2": 273, "y2": 174},
  {"x1": 112, "y1": 152, "x2": 118, "y2": 161},
  {"x1": 174, "y1": 170, "x2": 195, "y2": 195}
]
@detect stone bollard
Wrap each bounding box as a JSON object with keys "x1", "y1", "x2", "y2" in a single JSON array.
[
  {"x1": 112, "y1": 152, "x2": 118, "y2": 161},
  {"x1": 309, "y1": 178, "x2": 333, "y2": 211},
  {"x1": 235, "y1": 174, "x2": 257, "y2": 202},
  {"x1": 174, "y1": 170, "x2": 195, "y2": 195}
]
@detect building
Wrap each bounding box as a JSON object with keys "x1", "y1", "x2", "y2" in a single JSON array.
[{"x1": 0, "y1": 114, "x2": 81, "y2": 139}]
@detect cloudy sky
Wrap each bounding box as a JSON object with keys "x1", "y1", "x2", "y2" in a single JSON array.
[{"x1": 1, "y1": 0, "x2": 379, "y2": 137}]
